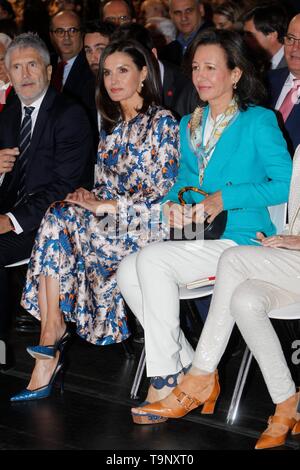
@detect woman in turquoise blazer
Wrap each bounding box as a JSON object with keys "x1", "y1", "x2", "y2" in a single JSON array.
[
  {"x1": 165, "y1": 105, "x2": 292, "y2": 245},
  {"x1": 117, "y1": 29, "x2": 293, "y2": 429}
]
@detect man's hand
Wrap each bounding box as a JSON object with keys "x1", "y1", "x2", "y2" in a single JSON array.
[
  {"x1": 0, "y1": 148, "x2": 19, "y2": 174},
  {"x1": 0, "y1": 214, "x2": 14, "y2": 234}
]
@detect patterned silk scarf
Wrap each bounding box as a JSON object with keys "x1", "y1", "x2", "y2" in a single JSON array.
[{"x1": 188, "y1": 99, "x2": 239, "y2": 185}]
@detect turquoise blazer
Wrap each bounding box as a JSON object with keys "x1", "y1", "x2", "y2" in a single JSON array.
[{"x1": 163, "y1": 105, "x2": 292, "y2": 245}]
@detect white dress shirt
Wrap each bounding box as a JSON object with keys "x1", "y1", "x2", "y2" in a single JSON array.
[
  {"x1": 271, "y1": 46, "x2": 285, "y2": 70},
  {"x1": 62, "y1": 55, "x2": 77, "y2": 86},
  {"x1": 4, "y1": 88, "x2": 48, "y2": 234}
]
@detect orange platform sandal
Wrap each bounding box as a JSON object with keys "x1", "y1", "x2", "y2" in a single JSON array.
[{"x1": 132, "y1": 371, "x2": 220, "y2": 423}]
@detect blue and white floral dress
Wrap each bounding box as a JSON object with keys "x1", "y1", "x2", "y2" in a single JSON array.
[{"x1": 22, "y1": 105, "x2": 179, "y2": 345}]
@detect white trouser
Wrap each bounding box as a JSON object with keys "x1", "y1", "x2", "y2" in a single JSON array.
[
  {"x1": 194, "y1": 245, "x2": 300, "y2": 404},
  {"x1": 117, "y1": 239, "x2": 236, "y2": 377}
]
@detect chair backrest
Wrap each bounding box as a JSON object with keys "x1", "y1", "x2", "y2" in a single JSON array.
[{"x1": 268, "y1": 203, "x2": 287, "y2": 234}]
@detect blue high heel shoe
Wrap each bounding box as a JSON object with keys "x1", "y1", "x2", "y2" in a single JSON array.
[
  {"x1": 10, "y1": 358, "x2": 66, "y2": 402},
  {"x1": 26, "y1": 325, "x2": 71, "y2": 360},
  {"x1": 131, "y1": 366, "x2": 191, "y2": 424}
]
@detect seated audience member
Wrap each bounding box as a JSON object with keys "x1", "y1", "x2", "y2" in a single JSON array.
[
  {"x1": 0, "y1": 0, "x2": 17, "y2": 39},
  {"x1": 159, "y1": 0, "x2": 211, "y2": 66},
  {"x1": 0, "y1": 0, "x2": 15, "y2": 21},
  {"x1": 116, "y1": 29, "x2": 292, "y2": 426},
  {"x1": 84, "y1": 20, "x2": 115, "y2": 77},
  {"x1": 140, "y1": 0, "x2": 168, "y2": 23},
  {"x1": 243, "y1": 3, "x2": 289, "y2": 70},
  {"x1": 49, "y1": 0, "x2": 83, "y2": 15},
  {"x1": 50, "y1": 10, "x2": 97, "y2": 154},
  {"x1": 212, "y1": 1, "x2": 243, "y2": 31},
  {"x1": 0, "y1": 34, "x2": 14, "y2": 112},
  {"x1": 83, "y1": 20, "x2": 116, "y2": 133},
  {"x1": 111, "y1": 22, "x2": 195, "y2": 117},
  {"x1": 269, "y1": 14, "x2": 300, "y2": 155},
  {"x1": 127, "y1": 145, "x2": 300, "y2": 449},
  {"x1": 10, "y1": 39, "x2": 179, "y2": 402},
  {"x1": 101, "y1": 0, "x2": 134, "y2": 25},
  {"x1": 0, "y1": 33, "x2": 93, "y2": 368},
  {"x1": 145, "y1": 17, "x2": 177, "y2": 47}
]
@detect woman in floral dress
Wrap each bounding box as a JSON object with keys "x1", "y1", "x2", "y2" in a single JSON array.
[{"x1": 11, "y1": 39, "x2": 179, "y2": 401}]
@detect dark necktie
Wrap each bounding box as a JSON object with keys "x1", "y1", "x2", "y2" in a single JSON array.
[
  {"x1": 15, "y1": 106, "x2": 34, "y2": 207},
  {"x1": 51, "y1": 60, "x2": 66, "y2": 92}
]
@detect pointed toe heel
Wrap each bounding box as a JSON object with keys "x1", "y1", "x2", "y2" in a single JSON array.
[
  {"x1": 10, "y1": 358, "x2": 66, "y2": 402},
  {"x1": 255, "y1": 415, "x2": 297, "y2": 450}
]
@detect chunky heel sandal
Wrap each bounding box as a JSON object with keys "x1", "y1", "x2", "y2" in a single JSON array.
[{"x1": 133, "y1": 371, "x2": 220, "y2": 422}]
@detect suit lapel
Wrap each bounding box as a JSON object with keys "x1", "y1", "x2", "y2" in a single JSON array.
[
  {"x1": 271, "y1": 68, "x2": 289, "y2": 106},
  {"x1": 1, "y1": 101, "x2": 22, "y2": 192}
]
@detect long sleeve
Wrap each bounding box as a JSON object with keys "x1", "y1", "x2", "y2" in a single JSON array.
[
  {"x1": 95, "y1": 108, "x2": 179, "y2": 212},
  {"x1": 162, "y1": 114, "x2": 192, "y2": 204},
  {"x1": 222, "y1": 110, "x2": 292, "y2": 210}
]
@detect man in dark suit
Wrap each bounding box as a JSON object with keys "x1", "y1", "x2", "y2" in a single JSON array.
[
  {"x1": 243, "y1": 4, "x2": 289, "y2": 71},
  {"x1": 268, "y1": 14, "x2": 300, "y2": 155},
  {"x1": 0, "y1": 33, "x2": 93, "y2": 366},
  {"x1": 158, "y1": 0, "x2": 210, "y2": 67},
  {"x1": 50, "y1": 9, "x2": 98, "y2": 152}
]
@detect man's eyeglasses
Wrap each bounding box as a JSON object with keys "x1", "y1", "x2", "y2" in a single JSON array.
[
  {"x1": 284, "y1": 35, "x2": 300, "y2": 47},
  {"x1": 51, "y1": 27, "x2": 81, "y2": 37},
  {"x1": 104, "y1": 15, "x2": 131, "y2": 24}
]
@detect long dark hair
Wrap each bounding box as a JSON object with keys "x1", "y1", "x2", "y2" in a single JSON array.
[
  {"x1": 96, "y1": 39, "x2": 161, "y2": 133},
  {"x1": 187, "y1": 28, "x2": 267, "y2": 110}
]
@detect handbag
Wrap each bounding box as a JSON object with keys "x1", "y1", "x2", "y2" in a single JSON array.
[{"x1": 169, "y1": 186, "x2": 227, "y2": 240}]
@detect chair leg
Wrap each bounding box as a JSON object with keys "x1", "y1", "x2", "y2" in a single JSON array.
[
  {"x1": 226, "y1": 346, "x2": 253, "y2": 424},
  {"x1": 130, "y1": 346, "x2": 146, "y2": 400},
  {"x1": 121, "y1": 338, "x2": 135, "y2": 359}
]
